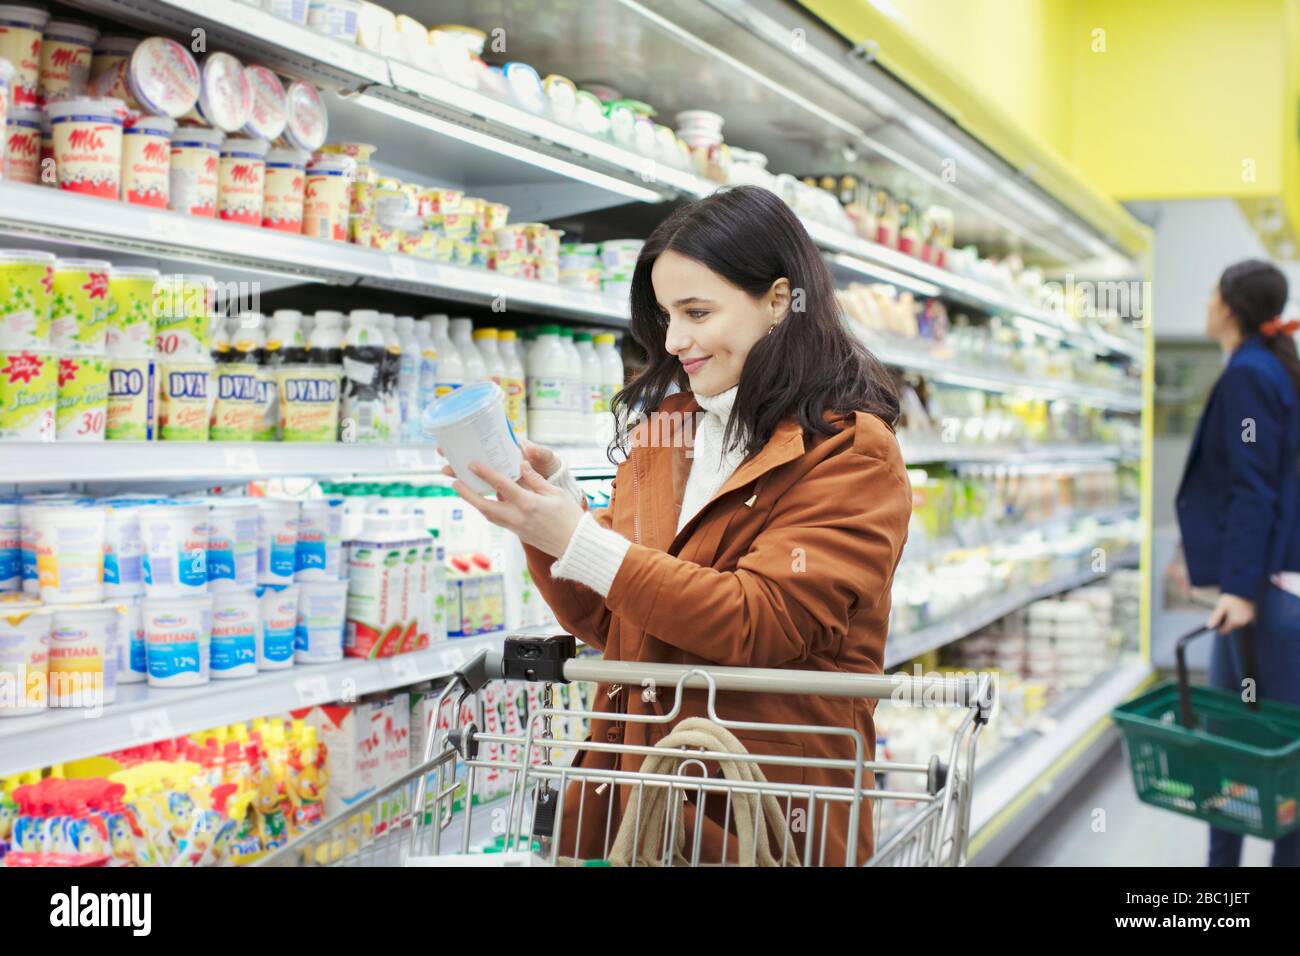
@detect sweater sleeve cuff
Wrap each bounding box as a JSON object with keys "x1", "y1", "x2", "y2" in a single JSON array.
[
  {"x1": 551, "y1": 511, "x2": 630, "y2": 597},
  {"x1": 547, "y1": 460, "x2": 587, "y2": 508}
]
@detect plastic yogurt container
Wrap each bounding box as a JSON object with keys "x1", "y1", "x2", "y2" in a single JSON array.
[
  {"x1": 210, "y1": 361, "x2": 261, "y2": 440},
  {"x1": 242, "y1": 64, "x2": 287, "y2": 141},
  {"x1": 294, "y1": 578, "x2": 346, "y2": 663},
  {"x1": 183, "y1": 51, "x2": 249, "y2": 133},
  {"x1": 115, "y1": 594, "x2": 145, "y2": 683},
  {"x1": 54, "y1": 351, "x2": 109, "y2": 441},
  {"x1": 276, "y1": 363, "x2": 339, "y2": 441},
  {"x1": 256, "y1": 497, "x2": 300, "y2": 586},
  {"x1": 280, "y1": 80, "x2": 327, "y2": 153},
  {"x1": 209, "y1": 588, "x2": 259, "y2": 679},
  {"x1": 124, "y1": 37, "x2": 200, "y2": 118},
  {"x1": 422, "y1": 381, "x2": 521, "y2": 496},
  {"x1": 141, "y1": 593, "x2": 211, "y2": 687},
  {"x1": 102, "y1": 503, "x2": 145, "y2": 598},
  {"x1": 4, "y1": 106, "x2": 41, "y2": 183},
  {"x1": 0, "y1": 4, "x2": 49, "y2": 108},
  {"x1": 0, "y1": 498, "x2": 18, "y2": 590},
  {"x1": 90, "y1": 35, "x2": 139, "y2": 82},
  {"x1": 307, "y1": 0, "x2": 360, "y2": 42},
  {"x1": 0, "y1": 596, "x2": 49, "y2": 716},
  {"x1": 105, "y1": 354, "x2": 157, "y2": 440},
  {"x1": 47, "y1": 602, "x2": 118, "y2": 707},
  {"x1": 137, "y1": 502, "x2": 209, "y2": 598},
  {"x1": 217, "y1": 136, "x2": 268, "y2": 225},
  {"x1": 302, "y1": 156, "x2": 352, "y2": 241},
  {"x1": 0, "y1": 346, "x2": 55, "y2": 440},
  {"x1": 204, "y1": 497, "x2": 258, "y2": 592},
  {"x1": 51, "y1": 258, "x2": 112, "y2": 353},
  {"x1": 255, "y1": 582, "x2": 297, "y2": 670},
  {"x1": 38, "y1": 20, "x2": 98, "y2": 106},
  {"x1": 168, "y1": 124, "x2": 223, "y2": 217},
  {"x1": 33, "y1": 504, "x2": 107, "y2": 604},
  {"x1": 295, "y1": 496, "x2": 344, "y2": 581},
  {"x1": 158, "y1": 359, "x2": 212, "y2": 440},
  {"x1": 121, "y1": 112, "x2": 174, "y2": 208},
  {"x1": 0, "y1": 249, "x2": 54, "y2": 348},
  {"x1": 49, "y1": 96, "x2": 126, "y2": 198},
  {"x1": 262, "y1": 146, "x2": 307, "y2": 232},
  {"x1": 106, "y1": 265, "x2": 160, "y2": 356},
  {"x1": 152, "y1": 273, "x2": 215, "y2": 358}
]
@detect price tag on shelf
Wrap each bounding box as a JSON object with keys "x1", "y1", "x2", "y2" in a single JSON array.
[
  {"x1": 129, "y1": 708, "x2": 174, "y2": 744},
  {"x1": 394, "y1": 448, "x2": 422, "y2": 470},
  {"x1": 223, "y1": 447, "x2": 260, "y2": 472},
  {"x1": 439, "y1": 646, "x2": 467, "y2": 671},
  {"x1": 151, "y1": 214, "x2": 189, "y2": 244},
  {"x1": 389, "y1": 256, "x2": 419, "y2": 280},
  {"x1": 381, "y1": 656, "x2": 420, "y2": 685},
  {"x1": 294, "y1": 676, "x2": 332, "y2": 706}
]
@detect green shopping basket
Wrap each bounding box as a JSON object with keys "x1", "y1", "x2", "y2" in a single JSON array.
[{"x1": 1113, "y1": 625, "x2": 1300, "y2": 840}]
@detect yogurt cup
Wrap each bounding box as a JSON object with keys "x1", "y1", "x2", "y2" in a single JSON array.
[
  {"x1": 255, "y1": 582, "x2": 297, "y2": 670},
  {"x1": 217, "y1": 135, "x2": 267, "y2": 225},
  {"x1": 600, "y1": 239, "x2": 644, "y2": 271},
  {"x1": 0, "y1": 4, "x2": 48, "y2": 108},
  {"x1": 168, "y1": 124, "x2": 222, "y2": 217},
  {"x1": 209, "y1": 588, "x2": 258, "y2": 679},
  {"x1": 33, "y1": 504, "x2": 106, "y2": 604},
  {"x1": 141, "y1": 593, "x2": 210, "y2": 687},
  {"x1": 276, "y1": 363, "x2": 339, "y2": 441},
  {"x1": 47, "y1": 602, "x2": 117, "y2": 707},
  {"x1": 182, "y1": 51, "x2": 249, "y2": 133},
  {"x1": 302, "y1": 157, "x2": 351, "y2": 241},
  {"x1": 51, "y1": 258, "x2": 112, "y2": 353},
  {"x1": 204, "y1": 497, "x2": 258, "y2": 592},
  {"x1": 0, "y1": 347, "x2": 56, "y2": 440},
  {"x1": 0, "y1": 249, "x2": 55, "y2": 347},
  {"x1": 37, "y1": 20, "x2": 98, "y2": 106},
  {"x1": 3, "y1": 106, "x2": 40, "y2": 183},
  {"x1": 294, "y1": 578, "x2": 346, "y2": 663},
  {"x1": 158, "y1": 359, "x2": 211, "y2": 439},
  {"x1": 102, "y1": 503, "x2": 144, "y2": 598},
  {"x1": 280, "y1": 80, "x2": 327, "y2": 153},
  {"x1": 295, "y1": 496, "x2": 343, "y2": 581},
  {"x1": 307, "y1": 0, "x2": 360, "y2": 43},
  {"x1": 0, "y1": 597, "x2": 48, "y2": 715},
  {"x1": 105, "y1": 354, "x2": 157, "y2": 440},
  {"x1": 256, "y1": 497, "x2": 300, "y2": 586},
  {"x1": 49, "y1": 96, "x2": 125, "y2": 198},
  {"x1": 90, "y1": 35, "x2": 138, "y2": 82},
  {"x1": 115, "y1": 594, "x2": 145, "y2": 683},
  {"x1": 124, "y1": 37, "x2": 199, "y2": 118},
  {"x1": 0, "y1": 497, "x2": 18, "y2": 589},
  {"x1": 55, "y1": 351, "x2": 109, "y2": 441},
  {"x1": 422, "y1": 381, "x2": 521, "y2": 496},
  {"x1": 106, "y1": 265, "x2": 160, "y2": 356},
  {"x1": 121, "y1": 112, "x2": 174, "y2": 208},
  {"x1": 137, "y1": 502, "x2": 208, "y2": 598},
  {"x1": 242, "y1": 65, "x2": 287, "y2": 142},
  {"x1": 153, "y1": 273, "x2": 215, "y2": 357},
  {"x1": 262, "y1": 146, "x2": 306, "y2": 232},
  {"x1": 210, "y1": 361, "x2": 260, "y2": 440}
]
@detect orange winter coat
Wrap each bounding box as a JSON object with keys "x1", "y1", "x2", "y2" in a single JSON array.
[{"x1": 524, "y1": 391, "x2": 911, "y2": 865}]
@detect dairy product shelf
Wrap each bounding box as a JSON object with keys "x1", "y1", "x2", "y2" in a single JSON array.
[
  {"x1": 897, "y1": 440, "x2": 1137, "y2": 464},
  {"x1": 883, "y1": 546, "x2": 1140, "y2": 667},
  {"x1": 0, "y1": 631, "x2": 507, "y2": 778},
  {"x1": 901, "y1": 505, "x2": 1139, "y2": 564}
]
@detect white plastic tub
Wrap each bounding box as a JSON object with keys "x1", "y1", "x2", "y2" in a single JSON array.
[
  {"x1": 142, "y1": 593, "x2": 211, "y2": 687},
  {"x1": 256, "y1": 583, "x2": 298, "y2": 670},
  {"x1": 33, "y1": 504, "x2": 107, "y2": 604},
  {"x1": 48, "y1": 602, "x2": 118, "y2": 707},
  {"x1": 294, "y1": 578, "x2": 346, "y2": 663},
  {"x1": 209, "y1": 588, "x2": 259, "y2": 679},
  {"x1": 204, "y1": 498, "x2": 259, "y2": 592},
  {"x1": 295, "y1": 497, "x2": 344, "y2": 581},
  {"x1": 0, "y1": 597, "x2": 49, "y2": 716},
  {"x1": 115, "y1": 594, "x2": 145, "y2": 684},
  {"x1": 256, "y1": 498, "x2": 300, "y2": 586},
  {"x1": 422, "y1": 381, "x2": 520, "y2": 496},
  {"x1": 103, "y1": 503, "x2": 145, "y2": 598},
  {"x1": 0, "y1": 498, "x2": 19, "y2": 591},
  {"x1": 138, "y1": 502, "x2": 209, "y2": 598}
]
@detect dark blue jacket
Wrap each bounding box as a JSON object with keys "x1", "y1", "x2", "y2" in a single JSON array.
[{"x1": 1177, "y1": 337, "x2": 1300, "y2": 600}]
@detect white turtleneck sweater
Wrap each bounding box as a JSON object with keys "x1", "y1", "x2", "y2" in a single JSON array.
[{"x1": 547, "y1": 386, "x2": 744, "y2": 596}]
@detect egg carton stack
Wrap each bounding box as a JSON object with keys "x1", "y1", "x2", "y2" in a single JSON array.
[{"x1": 1024, "y1": 588, "x2": 1121, "y2": 692}]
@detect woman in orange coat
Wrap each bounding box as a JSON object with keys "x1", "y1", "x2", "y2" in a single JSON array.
[{"x1": 447, "y1": 185, "x2": 911, "y2": 865}]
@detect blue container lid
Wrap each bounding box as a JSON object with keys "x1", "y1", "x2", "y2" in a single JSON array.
[{"x1": 422, "y1": 381, "x2": 504, "y2": 433}]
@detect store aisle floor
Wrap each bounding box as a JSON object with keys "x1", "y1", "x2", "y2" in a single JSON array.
[{"x1": 1004, "y1": 741, "x2": 1275, "y2": 866}]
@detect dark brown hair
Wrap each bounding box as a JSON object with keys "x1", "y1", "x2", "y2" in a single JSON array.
[
  {"x1": 611, "y1": 186, "x2": 899, "y2": 461},
  {"x1": 1219, "y1": 259, "x2": 1300, "y2": 394}
]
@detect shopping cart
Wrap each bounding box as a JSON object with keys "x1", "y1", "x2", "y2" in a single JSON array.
[
  {"x1": 258, "y1": 635, "x2": 995, "y2": 867},
  {"x1": 1114, "y1": 624, "x2": 1300, "y2": 840}
]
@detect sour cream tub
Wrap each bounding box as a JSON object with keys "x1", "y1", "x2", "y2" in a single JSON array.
[
  {"x1": 242, "y1": 64, "x2": 287, "y2": 142},
  {"x1": 106, "y1": 265, "x2": 161, "y2": 357},
  {"x1": 48, "y1": 602, "x2": 118, "y2": 707},
  {"x1": 218, "y1": 136, "x2": 268, "y2": 225},
  {"x1": 295, "y1": 496, "x2": 344, "y2": 581},
  {"x1": 38, "y1": 20, "x2": 98, "y2": 106},
  {"x1": 123, "y1": 37, "x2": 200, "y2": 118},
  {"x1": 0, "y1": 346, "x2": 57, "y2": 440},
  {"x1": 209, "y1": 588, "x2": 258, "y2": 679},
  {"x1": 51, "y1": 259, "x2": 112, "y2": 354},
  {"x1": 121, "y1": 113, "x2": 174, "y2": 208},
  {"x1": 33, "y1": 504, "x2": 106, "y2": 604},
  {"x1": 182, "y1": 51, "x2": 249, "y2": 133},
  {"x1": 105, "y1": 354, "x2": 157, "y2": 441},
  {"x1": 294, "y1": 578, "x2": 346, "y2": 663},
  {"x1": 55, "y1": 351, "x2": 109, "y2": 441},
  {"x1": 90, "y1": 35, "x2": 138, "y2": 82},
  {"x1": 302, "y1": 156, "x2": 352, "y2": 241},
  {"x1": 102, "y1": 503, "x2": 144, "y2": 598},
  {"x1": 276, "y1": 363, "x2": 340, "y2": 441},
  {"x1": 168, "y1": 124, "x2": 223, "y2": 217},
  {"x1": 0, "y1": 497, "x2": 18, "y2": 590},
  {"x1": 48, "y1": 96, "x2": 125, "y2": 199},
  {"x1": 157, "y1": 359, "x2": 212, "y2": 440},
  {"x1": 0, "y1": 4, "x2": 49, "y2": 108},
  {"x1": 422, "y1": 381, "x2": 521, "y2": 496},
  {"x1": 142, "y1": 593, "x2": 210, "y2": 687},
  {"x1": 256, "y1": 497, "x2": 300, "y2": 586},
  {"x1": 204, "y1": 497, "x2": 258, "y2": 592},
  {"x1": 280, "y1": 79, "x2": 327, "y2": 153},
  {"x1": 262, "y1": 146, "x2": 307, "y2": 232},
  {"x1": 115, "y1": 594, "x2": 145, "y2": 683},
  {"x1": 137, "y1": 502, "x2": 208, "y2": 598},
  {"x1": 0, "y1": 596, "x2": 48, "y2": 716},
  {"x1": 256, "y1": 582, "x2": 297, "y2": 670},
  {"x1": 3, "y1": 106, "x2": 41, "y2": 183}
]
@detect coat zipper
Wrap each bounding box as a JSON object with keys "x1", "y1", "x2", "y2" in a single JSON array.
[{"x1": 631, "y1": 450, "x2": 642, "y2": 545}]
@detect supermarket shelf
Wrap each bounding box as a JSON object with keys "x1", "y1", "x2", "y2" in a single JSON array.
[
  {"x1": 0, "y1": 183, "x2": 629, "y2": 323},
  {"x1": 967, "y1": 655, "x2": 1154, "y2": 864},
  {"x1": 898, "y1": 439, "x2": 1139, "y2": 464},
  {"x1": 0, "y1": 441, "x2": 449, "y2": 487},
  {"x1": 0, "y1": 632, "x2": 506, "y2": 778},
  {"x1": 901, "y1": 505, "x2": 1139, "y2": 564},
  {"x1": 884, "y1": 546, "x2": 1140, "y2": 667}
]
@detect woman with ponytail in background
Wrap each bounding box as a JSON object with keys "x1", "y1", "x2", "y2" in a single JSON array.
[{"x1": 1176, "y1": 259, "x2": 1300, "y2": 867}]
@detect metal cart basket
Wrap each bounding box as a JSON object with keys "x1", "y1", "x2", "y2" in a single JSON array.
[{"x1": 259, "y1": 635, "x2": 995, "y2": 867}]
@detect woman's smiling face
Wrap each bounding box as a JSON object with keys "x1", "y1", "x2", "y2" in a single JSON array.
[{"x1": 652, "y1": 249, "x2": 789, "y2": 397}]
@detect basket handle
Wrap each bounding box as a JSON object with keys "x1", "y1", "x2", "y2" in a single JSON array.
[{"x1": 1174, "y1": 622, "x2": 1261, "y2": 729}]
